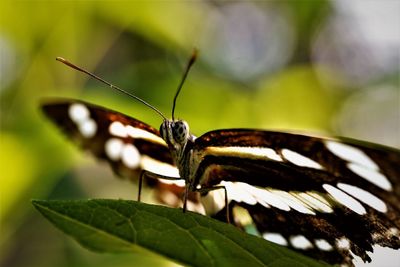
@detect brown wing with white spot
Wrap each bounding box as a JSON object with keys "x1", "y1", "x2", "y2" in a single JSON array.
[
  {"x1": 193, "y1": 129, "x2": 400, "y2": 266},
  {"x1": 42, "y1": 98, "x2": 176, "y2": 177},
  {"x1": 42, "y1": 99, "x2": 188, "y2": 199}
]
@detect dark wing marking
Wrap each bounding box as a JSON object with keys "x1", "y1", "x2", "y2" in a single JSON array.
[{"x1": 193, "y1": 129, "x2": 400, "y2": 266}]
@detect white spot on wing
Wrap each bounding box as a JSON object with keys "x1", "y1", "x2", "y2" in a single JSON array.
[
  {"x1": 78, "y1": 119, "x2": 97, "y2": 138},
  {"x1": 281, "y1": 149, "x2": 323, "y2": 170},
  {"x1": 315, "y1": 239, "x2": 333, "y2": 251},
  {"x1": 263, "y1": 233, "x2": 288, "y2": 246},
  {"x1": 293, "y1": 192, "x2": 334, "y2": 213},
  {"x1": 336, "y1": 237, "x2": 350, "y2": 250},
  {"x1": 323, "y1": 184, "x2": 366, "y2": 215},
  {"x1": 347, "y1": 162, "x2": 392, "y2": 191},
  {"x1": 109, "y1": 122, "x2": 166, "y2": 145},
  {"x1": 337, "y1": 183, "x2": 387, "y2": 213},
  {"x1": 68, "y1": 104, "x2": 97, "y2": 138},
  {"x1": 140, "y1": 155, "x2": 180, "y2": 178},
  {"x1": 307, "y1": 192, "x2": 332, "y2": 207},
  {"x1": 221, "y1": 182, "x2": 258, "y2": 205},
  {"x1": 105, "y1": 138, "x2": 124, "y2": 161},
  {"x1": 269, "y1": 189, "x2": 316, "y2": 215},
  {"x1": 232, "y1": 182, "x2": 290, "y2": 211},
  {"x1": 325, "y1": 141, "x2": 379, "y2": 170},
  {"x1": 388, "y1": 227, "x2": 399, "y2": 236},
  {"x1": 109, "y1": 121, "x2": 128, "y2": 137},
  {"x1": 126, "y1": 125, "x2": 166, "y2": 145},
  {"x1": 205, "y1": 146, "x2": 283, "y2": 161},
  {"x1": 290, "y1": 235, "x2": 313, "y2": 249},
  {"x1": 121, "y1": 144, "x2": 140, "y2": 168},
  {"x1": 69, "y1": 103, "x2": 90, "y2": 123},
  {"x1": 218, "y1": 182, "x2": 293, "y2": 210}
]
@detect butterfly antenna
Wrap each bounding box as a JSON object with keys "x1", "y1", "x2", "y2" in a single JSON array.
[
  {"x1": 56, "y1": 57, "x2": 167, "y2": 120},
  {"x1": 171, "y1": 49, "x2": 198, "y2": 121}
]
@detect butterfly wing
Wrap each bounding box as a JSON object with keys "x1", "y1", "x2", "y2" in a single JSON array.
[
  {"x1": 192, "y1": 129, "x2": 400, "y2": 266},
  {"x1": 42, "y1": 98, "x2": 177, "y2": 177},
  {"x1": 41, "y1": 99, "x2": 203, "y2": 209}
]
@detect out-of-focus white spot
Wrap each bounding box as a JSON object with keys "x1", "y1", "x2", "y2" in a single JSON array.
[
  {"x1": 325, "y1": 141, "x2": 379, "y2": 170},
  {"x1": 105, "y1": 138, "x2": 124, "y2": 161},
  {"x1": 323, "y1": 184, "x2": 366, "y2": 215},
  {"x1": 281, "y1": 149, "x2": 323, "y2": 169},
  {"x1": 337, "y1": 183, "x2": 387, "y2": 213},
  {"x1": 335, "y1": 86, "x2": 400, "y2": 148},
  {"x1": 232, "y1": 206, "x2": 254, "y2": 226},
  {"x1": 69, "y1": 103, "x2": 90, "y2": 123},
  {"x1": 200, "y1": 2, "x2": 295, "y2": 81},
  {"x1": 109, "y1": 121, "x2": 128, "y2": 138},
  {"x1": 290, "y1": 235, "x2": 313, "y2": 250},
  {"x1": 315, "y1": 239, "x2": 333, "y2": 251},
  {"x1": 263, "y1": 233, "x2": 288, "y2": 246},
  {"x1": 78, "y1": 119, "x2": 97, "y2": 138},
  {"x1": 347, "y1": 162, "x2": 392, "y2": 191},
  {"x1": 121, "y1": 144, "x2": 140, "y2": 169},
  {"x1": 205, "y1": 146, "x2": 283, "y2": 162},
  {"x1": 201, "y1": 189, "x2": 227, "y2": 215},
  {"x1": 157, "y1": 178, "x2": 185, "y2": 187},
  {"x1": 186, "y1": 200, "x2": 206, "y2": 215},
  {"x1": 140, "y1": 155, "x2": 180, "y2": 178},
  {"x1": 158, "y1": 190, "x2": 180, "y2": 206}
]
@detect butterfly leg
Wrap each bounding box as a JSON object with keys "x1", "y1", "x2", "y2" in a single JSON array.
[
  {"x1": 137, "y1": 170, "x2": 146, "y2": 202},
  {"x1": 196, "y1": 186, "x2": 230, "y2": 224},
  {"x1": 183, "y1": 184, "x2": 189, "y2": 213},
  {"x1": 136, "y1": 170, "x2": 183, "y2": 202}
]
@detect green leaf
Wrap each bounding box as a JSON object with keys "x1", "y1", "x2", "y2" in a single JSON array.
[{"x1": 32, "y1": 199, "x2": 330, "y2": 267}]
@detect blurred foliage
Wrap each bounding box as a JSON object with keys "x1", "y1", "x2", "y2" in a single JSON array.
[{"x1": 0, "y1": 1, "x2": 398, "y2": 267}]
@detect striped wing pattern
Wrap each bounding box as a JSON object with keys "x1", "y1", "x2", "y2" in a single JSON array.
[
  {"x1": 42, "y1": 99, "x2": 400, "y2": 266},
  {"x1": 193, "y1": 130, "x2": 400, "y2": 265}
]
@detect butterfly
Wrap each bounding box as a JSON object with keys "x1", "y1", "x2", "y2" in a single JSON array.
[{"x1": 42, "y1": 52, "x2": 400, "y2": 266}]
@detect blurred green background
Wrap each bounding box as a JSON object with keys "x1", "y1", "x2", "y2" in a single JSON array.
[{"x1": 1, "y1": 1, "x2": 399, "y2": 267}]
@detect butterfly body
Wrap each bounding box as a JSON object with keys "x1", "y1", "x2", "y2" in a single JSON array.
[{"x1": 42, "y1": 98, "x2": 400, "y2": 266}]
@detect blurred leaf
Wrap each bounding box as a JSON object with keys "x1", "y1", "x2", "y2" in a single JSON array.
[
  {"x1": 32, "y1": 199, "x2": 329, "y2": 267},
  {"x1": 98, "y1": 2, "x2": 206, "y2": 47},
  {"x1": 256, "y1": 66, "x2": 339, "y2": 131},
  {"x1": 0, "y1": 133, "x2": 37, "y2": 220}
]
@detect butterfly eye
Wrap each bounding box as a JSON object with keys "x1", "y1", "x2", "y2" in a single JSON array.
[
  {"x1": 172, "y1": 121, "x2": 189, "y2": 144},
  {"x1": 159, "y1": 122, "x2": 167, "y2": 140}
]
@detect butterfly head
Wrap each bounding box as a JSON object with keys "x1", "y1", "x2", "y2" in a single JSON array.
[{"x1": 160, "y1": 120, "x2": 190, "y2": 149}]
